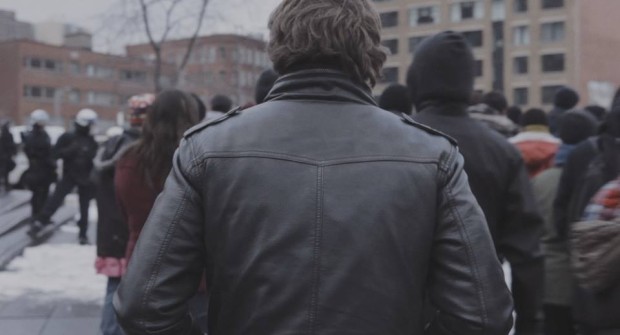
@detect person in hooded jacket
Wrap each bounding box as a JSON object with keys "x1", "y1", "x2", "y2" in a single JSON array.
[
  {"x1": 469, "y1": 91, "x2": 519, "y2": 137},
  {"x1": 510, "y1": 108, "x2": 560, "y2": 178},
  {"x1": 408, "y1": 31, "x2": 545, "y2": 335},
  {"x1": 531, "y1": 111, "x2": 597, "y2": 335},
  {"x1": 93, "y1": 94, "x2": 153, "y2": 335},
  {"x1": 0, "y1": 121, "x2": 17, "y2": 193},
  {"x1": 21, "y1": 110, "x2": 57, "y2": 217},
  {"x1": 548, "y1": 87, "x2": 580, "y2": 136},
  {"x1": 207, "y1": 94, "x2": 233, "y2": 120},
  {"x1": 32, "y1": 109, "x2": 99, "y2": 244},
  {"x1": 379, "y1": 83, "x2": 413, "y2": 115}
]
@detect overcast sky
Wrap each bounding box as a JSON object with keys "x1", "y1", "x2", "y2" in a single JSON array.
[{"x1": 0, "y1": 0, "x2": 281, "y2": 53}]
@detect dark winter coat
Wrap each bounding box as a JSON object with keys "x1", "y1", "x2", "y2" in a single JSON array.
[
  {"x1": 0, "y1": 124, "x2": 17, "y2": 174},
  {"x1": 114, "y1": 69, "x2": 513, "y2": 335},
  {"x1": 414, "y1": 104, "x2": 545, "y2": 333},
  {"x1": 21, "y1": 126, "x2": 57, "y2": 187},
  {"x1": 94, "y1": 129, "x2": 139, "y2": 259},
  {"x1": 54, "y1": 126, "x2": 98, "y2": 185},
  {"x1": 548, "y1": 107, "x2": 566, "y2": 136}
]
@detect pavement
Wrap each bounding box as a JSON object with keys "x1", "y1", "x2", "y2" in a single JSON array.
[{"x1": 0, "y1": 200, "x2": 105, "y2": 335}]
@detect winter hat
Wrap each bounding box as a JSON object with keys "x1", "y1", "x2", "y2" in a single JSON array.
[
  {"x1": 483, "y1": 91, "x2": 508, "y2": 113},
  {"x1": 211, "y1": 95, "x2": 233, "y2": 113},
  {"x1": 521, "y1": 108, "x2": 548, "y2": 127},
  {"x1": 406, "y1": 31, "x2": 474, "y2": 107},
  {"x1": 379, "y1": 84, "x2": 413, "y2": 115},
  {"x1": 507, "y1": 106, "x2": 523, "y2": 125},
  {"x1": 128, "y1": 93, "x2": 155, "y2": 127},
  {"x1": 554, "y1": 87, "x2": 580, "y2": 109},
  {"x1": 255, "y1": 69, "x2": 279, "y2": 104},
  {"x1": 559, "y1": 110, "x2": 597, "y2": 144}
]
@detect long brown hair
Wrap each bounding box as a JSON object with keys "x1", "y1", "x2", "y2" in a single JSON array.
[{"x1": 131, "y1": 90, "x2": 200, "y2": 190}]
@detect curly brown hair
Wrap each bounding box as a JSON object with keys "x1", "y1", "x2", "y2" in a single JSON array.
[{"x1": 268, "y1": 0, "x2": 387, "y2": 87}]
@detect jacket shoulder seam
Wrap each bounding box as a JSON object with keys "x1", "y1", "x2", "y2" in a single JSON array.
[
  {"x1": 400, "y1": 113, "x2": 458, "y2": 146},
  {"x1": 184, "y1": 106, "x2": 242, "y2": 138}
]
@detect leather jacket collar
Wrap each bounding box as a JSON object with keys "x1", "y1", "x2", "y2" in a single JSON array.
[{"x1": 264, "y1": 69, "x2": 377, "y2": 106}]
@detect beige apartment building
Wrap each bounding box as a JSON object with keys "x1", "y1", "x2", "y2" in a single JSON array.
[{"x1": 373, "y1": 0, "x2": 620, "y2": 109}]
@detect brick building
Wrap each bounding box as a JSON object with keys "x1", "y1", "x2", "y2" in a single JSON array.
[
  {"x1": 0, "y1": 39, "x2": 174, "y2": 126},
  {"x1": 126, "y1": 34, "x2": 270, "y2": 106},
  {"x1": 373, "y1": 0, "x2": 620, "y2": 108}
]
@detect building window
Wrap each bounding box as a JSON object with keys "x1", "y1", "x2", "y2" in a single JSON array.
[
  {"x1": 408, "y1": 36, "x2": 428, "y2": 53},
  {"x1": 409, "y1": 6, "x2": 439, "y2": 26},
  {"x1": 451, "y1": 1, "x2": 484, "y2": 22},
  {"x1": 542, "y1": 85, "x2": 563, "y2": 104},
  {"x1": 86, "y1": 65, "x2": 115, "y2": 79},
  {"x1": 541, "y1": 21, "x2": 565, "y2": 43},
  {"x1": 219, "y1": 70, "x2": 227, "y2": 81},
  {"x1": 512, "y1": 26, "x2": 530, "y2": 46},
  {"x1": 120, "y1": 70, "x2": 147, "y2": 82},
  {"x1": 219, "y1": 47, "x2": 227, "y2": 60},
  {"x1": 492, "y1": 0, "x2": 506, "y2": 21},
  {"x1": 514, "y1": 0, "x2": 528, "y2": 12},
  {"x1": 69, "y1": 62, "x2": 81, "y2": 75},
  {"x1": 87, "y1": 92, "x2": 117, "y2": 106},
  {"x1": 24, "y1": 57, "x2": 62, "y2": 72},
  {"x1": 380, "y1": 11, "x2": 398, "y2": 28},
  {"x1": 541, "y1": 53, "x2": 565, "y2": 72},
  {"x1": 462, "y1": 30, "x2": 483, "y2": 48},
  {"x1": 382, "y1": 39, "x2": 399, "y2": 55},
  {"x1": 513, "y1": 87, "x2": 529, "y2": 105},
  {"x1": 513, "y1": 56, "x2": 528, "y2": 74},
  {"x1": 23, "y1": 85, "x2": 56, "y2": 99},
  {"x1": 382, "y1": 67, "x2": 399, "y2": 83},
  {"x1": 474, "y1": 60, "x2": 483, "y2": 77},
  {"x1": 542, "y1": 0, "x2": 563, "y2": 9}
]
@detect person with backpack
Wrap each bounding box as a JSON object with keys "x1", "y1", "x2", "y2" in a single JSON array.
[
  {"x1": 532, "y1": 111, "x2": 598, "y2": 335},
  {"x1": 571, "y1": 177, "x2": 620, "y2": 335}
]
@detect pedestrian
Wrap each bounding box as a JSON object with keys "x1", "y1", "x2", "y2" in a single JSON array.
[
  {"x1": 378, "y1": 83, "x2": 413, "y2": 115},
  {"x1": 408, "y1": 31, "x2": 544, "y2": 334},
  {"x1": 31, "y1": 109, "x2": 99, "y2": 245},
  {"x1": 549, "y1": 86, "x2": 580, "y2": 136},
  {"x1": 254, "y1": 69, "x2": 279, "y2": 104},
  {"x1": 114, "y1": 3, "x2": 513, "y2": 335},
  {"x1": 469, "y1": 91, "x2": 519, "y2": 137},
  {"x1": 208, "y1": 94, "x2": 233, "y2": 120},
  {"x1": 93, "y1": 94, "x2": 153, "y2": 335},
  {"x1": 531, "y1": 111, "x2": 597, "y2": 335},
  {"x1": 0, "y1": 120, "x2": 17, "y2": 193},
  {"x1": 113, "y1": 90, "x2": 207, "y2": 333},
  {"x1": 190, "y1": 93, "x2": 208, "y2": 121},
  {"x1": 21, "y1": 110, "x2": 57, "y2": 217},
  {"x1": 509, "y1": 108, "x2": 561, "y2": 178}
]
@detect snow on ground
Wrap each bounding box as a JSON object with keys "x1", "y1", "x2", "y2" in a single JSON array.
[{"x1": 0, "y1": 243, "x2": 106, "y2": 304}]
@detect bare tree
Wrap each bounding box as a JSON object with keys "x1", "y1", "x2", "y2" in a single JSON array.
[
  {"x1": 100, "y1": 0, "x2": 210, "y2": 92},
  {"x1": 139, "y1": 0, "x2": 209, "y2": 91}
]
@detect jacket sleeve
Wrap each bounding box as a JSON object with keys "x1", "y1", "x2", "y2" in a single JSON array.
[
  {"x1": 53, "y1": 133, "x2": 76, "y2": 160},
  {"x1": 114, "y1": 138, "x2": 205, "y2": 335},
  {"x1": 426, "y1": 147, "x2": 514, "y2": 335},
  {"x1": 498, "y1": 154, "x2": 544, "y2": 334}
]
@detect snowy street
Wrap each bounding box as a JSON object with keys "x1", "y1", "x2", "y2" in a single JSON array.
[{"x1": 0, "y1": 204, "x2": 106, "y2": 335}]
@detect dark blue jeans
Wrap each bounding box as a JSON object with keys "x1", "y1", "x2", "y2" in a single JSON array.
[{"x1": 101, "y1": 277, "x2": 124, "y2": 335}]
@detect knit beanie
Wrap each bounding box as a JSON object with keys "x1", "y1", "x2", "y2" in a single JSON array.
[
  {"x1": 406, "y1": 31, "x2": 474, "y2": 107},
  {"x1": 559, "y1": 110, "x2": 597, "y2": 144},
  {"x1": 521, "y1": 108, "x2": 548, "y2": 127}
]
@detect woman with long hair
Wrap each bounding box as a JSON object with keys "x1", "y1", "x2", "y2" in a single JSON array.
[{"x1": 114, "y1": 89, "x2": 204, "y2": 330}]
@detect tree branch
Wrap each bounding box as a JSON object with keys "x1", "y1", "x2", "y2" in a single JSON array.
[{"x1": 177, "y1": 0, "x2": 208, "y2": 72}]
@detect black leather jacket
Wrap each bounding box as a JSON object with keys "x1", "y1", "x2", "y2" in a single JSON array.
[{"x1": 114, "y1": 70, "x2": 513, "y2": 335}]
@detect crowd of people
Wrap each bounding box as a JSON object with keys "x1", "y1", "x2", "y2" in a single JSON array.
[{"x1": 0, "y1": 0, "x2": 619, "y2": 334}]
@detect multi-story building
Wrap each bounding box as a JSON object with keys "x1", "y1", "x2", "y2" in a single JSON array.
[
  {"x1": 373, "y1": 0, "x2": 620, "y2": 108},
  {"x1": 0, "y1": 39, "x2": 174, "y2": 126},
  {"x1": 0, "y1": 10, "x2": 34, "y2": 43},
  {"x1": 34, "y1": 22, "x2": 93, "y2": 50},
  {"x1": 126, "y1": 34, "x2": 270, "y2": 106}
]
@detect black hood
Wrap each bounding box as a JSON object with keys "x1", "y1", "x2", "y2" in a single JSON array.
[{"x1": 406, "y1": 31, "x2": 474, "y2": 109}]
